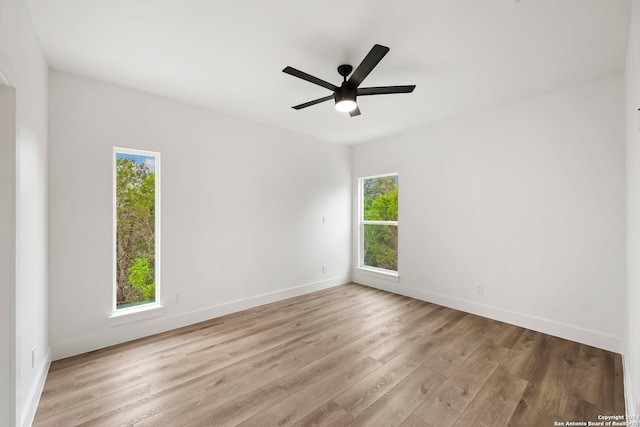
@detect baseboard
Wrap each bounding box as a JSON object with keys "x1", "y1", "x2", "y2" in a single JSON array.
[
  {"x1": 623, "y1": 352, "x2": 631, "y2": 417},
  {"x1": 20, "y1": 346, "x2": 50, "y2": 427},
  {"x1": 154, "y1": 274, "x2": 353, "y2": 337},
  {"x1": 52, "y1": 274, "x2": 352, "y2": 360},
  {"x1": 623, "y1": 344, "x2": 638, "y2": 417},
  {"x1": 354, "y1": 274, "x2": 624, "y2": 354}
]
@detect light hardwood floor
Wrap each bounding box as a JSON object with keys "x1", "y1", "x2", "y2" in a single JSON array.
[{"x1": 33, "y1": 283, "x2": 625, "y2": 426}]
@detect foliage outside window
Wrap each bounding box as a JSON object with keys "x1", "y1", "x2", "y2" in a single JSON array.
[
  {"x1": 360, "y1": 174, "x2": 398, "y2": 272},
  {"x1": 114, "y1": 148, "x2": 160, "y2": 311}
]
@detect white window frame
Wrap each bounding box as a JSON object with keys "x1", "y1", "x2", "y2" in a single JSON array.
[
  {"x1": 110, "y1": 147, "x2": 163, "y2": 323},
  {"x1": 358, "y1": 172, "x2": 399, "y2": 278}
]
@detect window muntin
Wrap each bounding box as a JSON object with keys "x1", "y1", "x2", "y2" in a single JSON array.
[
  {"x1": 360, "y1": 174, "x2": 398, "y2": 273},
  {"x1": 114, "y1": 148, "x2": 160, "y2": 312}
]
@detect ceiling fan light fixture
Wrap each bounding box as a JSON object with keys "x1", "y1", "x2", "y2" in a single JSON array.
[{"x1": 335, "y1": 99, "x2": 357, "y2": 112}]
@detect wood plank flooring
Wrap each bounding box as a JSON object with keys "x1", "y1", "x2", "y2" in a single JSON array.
[{"x1": 33, "y1": 283, "x2": 625, "y2": 427}]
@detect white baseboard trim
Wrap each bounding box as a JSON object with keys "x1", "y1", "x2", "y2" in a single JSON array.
[
  {"x1": 21, "y1": 346, "x2": 51, "y2": 427},
  {"x1": 52, "y1": 274, "x2": 352, "y2": 360},
  {"x1": 623, "y1": 352, "x2": 631, "y2": 417},
  {"x1": 623, "y1": 345, "x2": 638, "y2": 417},
  {"x1": 354, "y1": 274, "x2": 624, "y2": 354}
]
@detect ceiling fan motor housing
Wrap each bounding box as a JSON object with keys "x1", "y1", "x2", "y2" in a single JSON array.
[{"x1": 335, "y1": 84, "x2": 356, "y2": 104}]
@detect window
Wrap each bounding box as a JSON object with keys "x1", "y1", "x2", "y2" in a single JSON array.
[
  {"x1": 359, "y1": 173, "x2": 398, "y2": 274},
  {"x1": 113, "y1": 148, "x2": 160, "y2": 312}
]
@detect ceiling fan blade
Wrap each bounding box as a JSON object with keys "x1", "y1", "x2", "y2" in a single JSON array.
[
  {"x1": 283, "y1": 66, "x2": 337, "y2": 91},
  {"x1": 292, "y1": 95, "x2": 335, "y2": 110},
  {"x1": 349, "y1": 106, "x2": 361, "y2": 117},
  {"x1": 347, "y1": 44, "x2": 390, "y2": 88},
  {"x1": 357, "y1": 85, "x2": 416, "y2": 96}
]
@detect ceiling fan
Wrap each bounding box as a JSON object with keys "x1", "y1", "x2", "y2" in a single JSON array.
[{"x1": 283, "y1": 44, "x2": 416, "y2": 117}]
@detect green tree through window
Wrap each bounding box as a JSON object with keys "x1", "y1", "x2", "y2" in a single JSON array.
[
  {"x1": 362, "y1": 175, "x2": 398, "y2": 272},
  {"x1": 115, "y1": 151, "x2": 158, "y2": 309}
]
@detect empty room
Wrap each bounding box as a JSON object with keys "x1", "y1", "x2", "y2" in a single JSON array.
[{"x1": 2, "y1": 0, "x2": 640, "y2": 426}]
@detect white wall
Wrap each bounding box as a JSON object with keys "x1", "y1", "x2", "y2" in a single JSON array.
[
  {"x1": 0, "y1": 0, "x2": 50, "y2": 426},
  {"x1": 48, "y1": 70, "x2": 352, "y2": 360},
  {"x1": 0, "y1": 83, "x2": 16, "y2": 427},
  {"x1": 626, "y1": 0, "x2": 640, "y2": 416},
  {"x1": 353, "y1": 76, "x2": 626, "y2": 353}
]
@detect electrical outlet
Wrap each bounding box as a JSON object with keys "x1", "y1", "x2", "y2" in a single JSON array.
[
  {"x1": 31, "y1": 348, "x2": 35, "y2": 369},
  {"x1": 322, "y1": 216, "x2": 327, "y2": 225},
  {"x1": 322, "y1": 265, "x2": 327, "y2": 274},
  {"x1": 172, "y1": 293, "x2": 180, "y2": 304},
  {"x1": 476, "y1": 283, "x2": 483, "y2": 295},
  {"x1": 636, "y1": 394, "x2": 640, "y2": 415}
]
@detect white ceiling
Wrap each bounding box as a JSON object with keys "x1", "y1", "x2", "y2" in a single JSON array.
[{"x1": 25, "y1": 0, "x2": 630, "y2": 145}]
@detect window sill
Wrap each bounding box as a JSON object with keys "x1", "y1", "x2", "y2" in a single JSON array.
[
  {"x1": 355, "y1": 267, "x2": 400, "y2": 283},
  {"x1": 108, "y1": 304, "x2": 164, "y2": 327}
]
